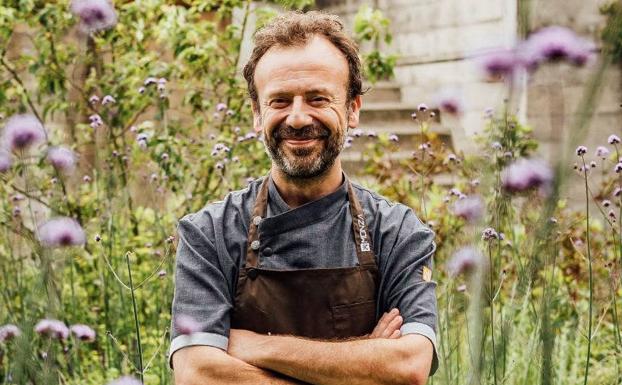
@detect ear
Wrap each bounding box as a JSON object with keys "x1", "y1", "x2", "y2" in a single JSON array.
[
  {"x1": 347, "y1": 95, "x2": 362, "y2": 128},
  {"x1": 252, "y1": 100, "x2": 262, "y2": 133}
]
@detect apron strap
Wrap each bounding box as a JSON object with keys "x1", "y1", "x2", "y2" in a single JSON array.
[
  {"x1": 245, "y1": 175, "x2": 377, "y2": 269},
  {"x1": 245, "y1": 176, "x2": 270, "y2": 269},
  {"x1": 346, "y1": 181, "x2": 376, "y2": 267}
]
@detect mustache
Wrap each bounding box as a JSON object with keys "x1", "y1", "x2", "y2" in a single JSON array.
[{"x1": 272, "y1": 122, "x2": 330, "y2": 141}]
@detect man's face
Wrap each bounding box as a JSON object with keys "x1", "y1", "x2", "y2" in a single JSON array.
[{"x1": 252, "y1": 35, "x2": 361, "y2": 179}]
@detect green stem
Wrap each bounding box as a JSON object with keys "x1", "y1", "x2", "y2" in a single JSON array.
[
  {"x1": 488, "y1": 244, "x2": 498, "y2": 385},
  {"x1": 125, "y1": 253, "x2": 144, "y2": 383},
  {"x1": 581, "y1": 156, "x2": 592, "y2": 385}
]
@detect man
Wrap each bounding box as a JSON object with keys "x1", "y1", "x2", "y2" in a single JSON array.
[{"x1": 169, "y1": 10, "x2": 438, "y2": 385}]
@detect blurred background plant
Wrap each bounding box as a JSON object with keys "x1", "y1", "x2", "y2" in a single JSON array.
[{"x1": 0, "y1": 0, "x2": 620, "y2": 385}]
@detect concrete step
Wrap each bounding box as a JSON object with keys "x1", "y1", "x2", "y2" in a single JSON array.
[{"x1": 361, "y1": 81, "x2": 402, "y2": 104}]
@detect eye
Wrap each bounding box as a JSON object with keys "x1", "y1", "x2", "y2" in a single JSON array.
[
  {"x1": 269, "y1": 98, "x2": 288, "y2": 108},
  {"x1": 310, "y1": 96, "x2": 329, "y2": 105}
]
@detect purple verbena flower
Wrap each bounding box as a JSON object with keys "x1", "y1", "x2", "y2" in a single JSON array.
[
  {"x1": 89, "y1": 95, "x2": 100, "y2": 104},
  {"x1": 70, "y1": 324, "x2": 96, "y2": 342},
  {"x1": 101, "y1": 95, "x2": 116, "y2": 105},
  {"x1": 388, "y1": 134, "x2": 399, "y2": 142},
  {"x1": 576, "y1": 146, "x2": 587, "y2": 156},
  {"x1": 35, "y1": 319, "x2": 69, "y2": 340},
  {"x1": 89, "y1": 114, "x2": 103, "y2": 129},
  {"x1": 603, "y1": 200, "x2": 611, "y2": 208},
  {"x1": 216, "y1": 103, "x2": 227, "y2": 112},
  {"x1": 106, "y1": 376, "x2": 143, "y2": 385},
  {"x1": 47, "y1": 146, "x2": 77, "y2": 174},
  {"x1": 0, "y1": 324, "x2": 21, "y2": 342},
  {"x1": 482, "y1": 227, "x2": 499, "y2": 241},
  {"x1": 434, "y1": 88, "x2": 464, "y2": 116},
  {"x1": 596, "y1": 146, "x2": 610, "y2": 158},
  {"x1": 614, "y1": 186, "x2": 621, "y2": 197},
  {"x1": 447, "y1": 246, "x2": 482, "y2": 277},
  {"x1": 175, "y1": 314, "x2": 201, "y2": 335},
  {"x1": 501, "y1": 158, "x2": 553, "y2": 194},
  {"x1": 144, "y1": 77, "x2": 157, "y2": 86},
  {"x1": 38, "y1": 217, "x2": 86, "y2": 248},
  {"x1": 479, "y1": 48, "x2": 519, "y2": 78},
  {"x1": 70, "y1": 0, "x2": 117, "y2": 33},
  {"x1": 366, "y1": 130, "x2": 377, "y2": 138},
  {"x1": 417, "y1": 103, "x2": 428, "y2": 112},
  {"x1": 447, "y1": 153, "x2": 458, "y2": 162},
  {"x1": 615, "y1": 162, "x2": 622, "y2": 173},
  {"x1": 1, "y1": 114, "x2": 46, "y2": 151},
  {"x1": 158, "y1": 270, "x2": 167, "y2": 278},
  {"x1": 609, "y1": 134, "x2": 621, "y2": 145},
  {"x1": 521, "y1": 26, "x2": 595, "y2": 67},
  {"x1": 449, "y1": 188, "x2": 461, "y2": 196},
  {"x1": 351, "y1": 128, "x2": 363, "y2": 138},
  {"x1": 452, "y1": 195, "x2": 484, "y2": 223}
]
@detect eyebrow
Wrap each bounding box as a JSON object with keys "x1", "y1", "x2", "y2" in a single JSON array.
[{"x1": 265, "y1": 88, "x2": 333, "y2": 99}]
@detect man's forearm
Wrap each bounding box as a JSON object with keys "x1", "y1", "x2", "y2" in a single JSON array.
[
  {"x1": 229, "y1": 332, "x2": 432, "y2": 385},
  {"x1": 173, "y1": 345, "x2": 309, "y2": 385}
]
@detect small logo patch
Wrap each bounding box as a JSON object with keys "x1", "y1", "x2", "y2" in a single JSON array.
[{"x1": 422, "y1": 266, "x2": 432, "y2": 282}]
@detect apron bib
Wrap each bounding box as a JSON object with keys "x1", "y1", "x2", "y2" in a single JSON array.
[{"x1": 230, "y1": 176, "x2": 379, "y2": 339}]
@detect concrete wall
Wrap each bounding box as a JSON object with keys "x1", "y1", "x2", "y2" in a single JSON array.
[{"x1": 314, "y1": 0, "x2": 620, "y2": 161}]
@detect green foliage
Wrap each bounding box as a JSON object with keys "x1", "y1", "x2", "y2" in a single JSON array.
[
  {"x1": 353, "y1": 5, "x2": 397, "y2": 83},
  {"x1": 0, "y1": 2, "x2": 620, "y2": 385},
  {"x1": 600, "y1": 1, "x2": 622, "y2": 62}
]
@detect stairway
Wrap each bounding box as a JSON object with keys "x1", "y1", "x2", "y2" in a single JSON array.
[{"x1": 342, "y1": 81, "x2": 453, "y2": 175}]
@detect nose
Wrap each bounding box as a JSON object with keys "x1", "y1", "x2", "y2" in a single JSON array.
[{"x1": 284, "y1": 96, "x2": 313, "y2": 129}]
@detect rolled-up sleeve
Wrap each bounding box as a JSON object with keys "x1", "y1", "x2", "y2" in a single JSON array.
[
  {"x1": 378, "y1": 207, "x2": 439, "y2": 375},
  {"x1": 168, "y1": 213, "x2": 233, "y2": 369}
]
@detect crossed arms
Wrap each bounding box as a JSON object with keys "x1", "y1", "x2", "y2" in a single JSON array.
[{"x1": 172, "y1": 309, "x2": 433, "y2": 385}]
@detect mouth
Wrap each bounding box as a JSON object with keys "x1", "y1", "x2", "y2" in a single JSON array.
[{"x1": 282, "y1": 138, "x2": 323, "y2": 147}]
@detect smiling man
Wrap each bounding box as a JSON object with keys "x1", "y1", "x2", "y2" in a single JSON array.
[{"x1": 169, "y1": 11, "x2": 438, "y2": 385}]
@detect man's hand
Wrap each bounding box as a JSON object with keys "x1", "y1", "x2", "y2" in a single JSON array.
[
  {"x1": 228, "y1": 308, "x2": 404, "y2": 365},
  {"x1": 367, "y1": 308, "x2": 403, "y2": 339}
]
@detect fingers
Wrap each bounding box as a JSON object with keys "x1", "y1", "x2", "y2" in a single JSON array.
[
  {"x1": 383, "y1": 313, "x2": 403, "y2": 338},
  {"x1": 369, "y1": 308, "x2": 402, "y2": 339}
]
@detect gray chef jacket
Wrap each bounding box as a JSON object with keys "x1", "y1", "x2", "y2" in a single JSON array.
[{"x1": 169, "y1": 174, "x2": 438, "y2": 372}]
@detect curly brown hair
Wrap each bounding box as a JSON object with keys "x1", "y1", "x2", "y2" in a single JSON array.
[{"x1": 243, "y1": 11, "x2": 363, "y2": 110}]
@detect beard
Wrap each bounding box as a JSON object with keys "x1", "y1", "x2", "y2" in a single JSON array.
[{"x1": 264, "y1": 118, "x2": 347, "y2": 179}]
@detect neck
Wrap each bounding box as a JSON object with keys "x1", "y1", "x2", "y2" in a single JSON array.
[{"x1": 271, "y1": 160, "x2": 344, "y2": 208}]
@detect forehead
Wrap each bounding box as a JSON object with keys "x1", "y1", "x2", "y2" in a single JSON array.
[{"x1": 254, "y1": 35, "x2": 349, "y2": 97}]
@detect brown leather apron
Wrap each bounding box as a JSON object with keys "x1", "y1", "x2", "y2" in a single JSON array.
[{"x1": 230, "y1": 176, "x2": 379, "y2": 339}]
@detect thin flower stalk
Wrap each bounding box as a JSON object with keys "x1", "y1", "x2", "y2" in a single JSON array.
[
  {"x1": 126, "y1": 252, "x2": 144, "y2": 384},
  {"x1": 579, "y1": 154, "x2": 593, "y2": 385}
]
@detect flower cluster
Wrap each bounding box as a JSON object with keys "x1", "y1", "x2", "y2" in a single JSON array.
[
  {"x1": 47, "y1": 146, "x2": 77, "y2": 174},
  {"x1": 37, "y1": 217, "x2": 86, "y2": 248},
  {"x1": 35, "y1": 319, "x2": 69, "y2": 340},
  {"x1": 452, "y1": 195, "x2": 484, "y2": 223},
  {"x1": 0, "y1": 324, "x2": 21, "y2": 342},
  {"x1": 501, "y1": 158, "x2": 553, "y2": 195},
  {"x1": 447, "y1": 246, "x2": 482, "y2": 277},
  {"x1": 70, "y1": 0, "x2": 117, "y2": 33},
  {"x1": 1, "y1": 114, "x2": 46, "y2": 153},
  {"x1": 479, "y1": 26, "x2": 595, "y2": 79}
]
